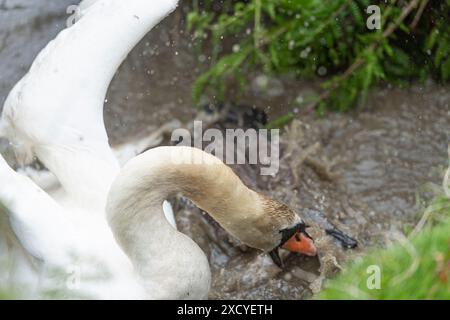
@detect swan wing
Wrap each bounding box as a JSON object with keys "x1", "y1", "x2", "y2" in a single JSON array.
[
  {"x1": 0, "y1": 154, "x2": 74, "y2": 265},
  {"x1": 0, "y1": 2, "x2": 121, "y2": 208},
  {"x1": 0, "y1": 1, "x2": 179, "y2": 208},
  {"x1": 0, "y1": 208, "x2": 42, "y2": 296}
]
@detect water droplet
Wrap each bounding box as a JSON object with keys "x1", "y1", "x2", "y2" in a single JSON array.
[
  {"x1": 318, "y1": 66, "x2": 327, "y2": 76},
  {"x1": 288, "y1": 40, "x2": 295, "y2": 50}
]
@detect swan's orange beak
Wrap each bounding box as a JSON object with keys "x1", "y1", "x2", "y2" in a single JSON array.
[{"x1": 281, "y1": 232, "x2": 317, "y2": 256}]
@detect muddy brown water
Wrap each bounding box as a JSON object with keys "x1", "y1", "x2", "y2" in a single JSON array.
[{"x1": 0, "y1": 1, "x2": 449, "y2": 299}]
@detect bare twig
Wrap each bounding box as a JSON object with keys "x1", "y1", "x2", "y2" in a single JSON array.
[
  {"x1": 444, "y1": 144, "x2": 450, "y2": 198},
  {"x1": 390, "y1": 232, "x2": 420, "y2": 286},
  {"x1": 289, "y1": 142, "x2": 321, "y2": 187},
  {"x1": 254, "y1": 0, "x2": 262, "y2": 49},
  {"x1": 305, "y1": 157, "x2": 338, "y2": 182},
  {"x1": 409, "y1": 0, "x2": 429, "y2": 30}
]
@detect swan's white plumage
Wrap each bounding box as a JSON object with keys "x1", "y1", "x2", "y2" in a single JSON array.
[
  {"x1": 0, "y1": 0, "x2": 197, "y2": 299},
  {"x1": 0, "y1": 155, "x2": 72, "y2": 263},
  {"x1": 0, "y1": 0, "x2": 293, "y2": 300},
  {"x1": 1, "y1": 0, "x2": 179, "y2": 210}
]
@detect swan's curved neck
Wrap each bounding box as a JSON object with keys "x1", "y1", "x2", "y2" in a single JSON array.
[{"x1": 106, "y1": 147, "x2": 265, "y2": 298}]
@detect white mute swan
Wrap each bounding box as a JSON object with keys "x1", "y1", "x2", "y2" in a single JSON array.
[
  {"x1": 0, "y1": 0, "x2": 317, "y2": 299},
  {"x1": 0, "y1": 146, "x2": 316, "y2": 299},
  {"x1": 1, "y1": 0, "x2": 182, "y2": 211}
]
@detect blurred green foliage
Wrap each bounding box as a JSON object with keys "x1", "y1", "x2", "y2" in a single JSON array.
[
  {"x1": 318, "y1": 218, "x2": 450, "y2": 299},
  {"x1": 318, "y1": 161, "x2": 450, "y2": 299},
  {"x1": 188, "y1": 0, "x2": 450, "y2": 111}
]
